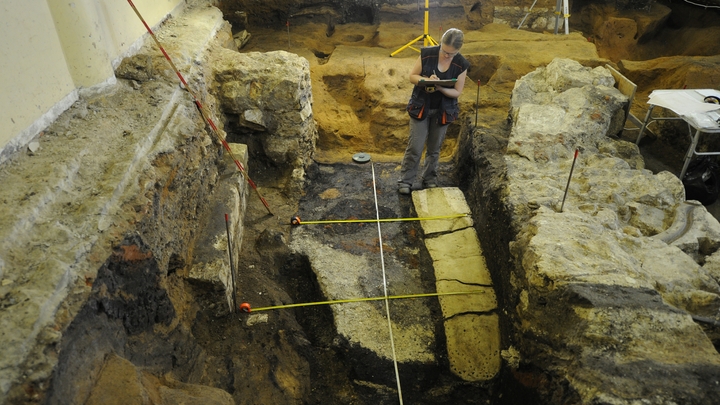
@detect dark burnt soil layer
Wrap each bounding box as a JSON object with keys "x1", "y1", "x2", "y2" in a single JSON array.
[{"x1": 44, "y1": 235, "x2": 206, "y2": 404}]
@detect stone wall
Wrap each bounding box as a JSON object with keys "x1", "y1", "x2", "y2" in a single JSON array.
[
  {"x1": 458, "y1": 58, "x2": 720, "y2": 404},
  {"x1": 0, "y1": 4, "x2": 255, "y2": 403},
  {"x1": 211, "y1": 49, "x2": 318, "y2": 190}
]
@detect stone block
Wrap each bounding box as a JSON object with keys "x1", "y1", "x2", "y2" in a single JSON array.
[
  {"x1": 444, "y1": 314, "x2": 500, "y2": 381},
  {"x1": 433, "y1": 254, "x2": 493, "y2": 285},
  {"x1": 436, "y1": 280, "x2": 496, "y2": 318},
  {"x1": 656, "y1": 201, "x2": 720, "y2": 264},
  {"x1": 85, "y1": 355, "x2": 146, "y2": 405},
  {"x1": 412, "y1": 187, "x2": 473, "y2": 235},
  {"x1": 85, "y1": 354, "x2": 234, "y2": 405},
  {"x1": 475, "y1": 57, "x2": 720, "y2": 403},
  {"x1": 425, "y1": 227, "x2": 483, "y2": 262},
  {"x1": 627, "y1": 201, "x2": 667, "y2": 236},
  {"x1": 289, "y1": 229, "x2": 435, "y2": 363},
  {"x1": 212, "y1": 49, "x2": 317, "y2": 174}
]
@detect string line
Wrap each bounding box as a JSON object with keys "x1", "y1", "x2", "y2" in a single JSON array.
[
  {"x1": 248, "y1": 290, "x2": 485, "y2": 312},
  {"x1": 371, "y1": 163, "x2": 404, "y2": 404},
  {"x1": 295, "y1": 213, "x2": 467, "y2": 225}
]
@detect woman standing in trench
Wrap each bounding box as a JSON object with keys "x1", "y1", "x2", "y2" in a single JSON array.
[{"x1": 398, "y1": 28, "x2": 469, "y2": 195}]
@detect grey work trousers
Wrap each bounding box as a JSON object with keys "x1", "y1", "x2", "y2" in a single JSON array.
[{"x1": 399, "y1": 109, "x2": 449, "y2": 188}]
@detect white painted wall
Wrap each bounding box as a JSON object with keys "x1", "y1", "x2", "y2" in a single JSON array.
[
  {"x1": 0, "y1": 0, "x2": 185, "y2": 163},
  {"x1": 0, "y1": 0, "x2": 76, "y2": 161}
]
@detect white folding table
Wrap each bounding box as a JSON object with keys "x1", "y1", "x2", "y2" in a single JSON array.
[{"x1": 635, "y1": 89, "x2": 720, "y2": 178}]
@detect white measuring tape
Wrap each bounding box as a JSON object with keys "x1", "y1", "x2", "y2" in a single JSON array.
[{"x1": 371, "y1": 163, "x2": 404, "y2": 404}]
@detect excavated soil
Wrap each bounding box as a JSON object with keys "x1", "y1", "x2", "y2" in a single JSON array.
[
  {"x1": 185, "y1": 5, "x2": 720, "y2": 402},
  {"x1": 3, "y1": 2, "x2": 719, "y2": 403},
  {"x1": 216, "y1": 9, "x2": 719, "y2": 402}
]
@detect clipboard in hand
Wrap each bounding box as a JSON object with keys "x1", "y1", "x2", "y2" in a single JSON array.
[{"x1": 417, "y1": 79, "x2": 457, "y2": 87}]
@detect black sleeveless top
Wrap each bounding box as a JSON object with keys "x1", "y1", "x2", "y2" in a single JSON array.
[{"x1": 406, "y1": 46, "x2": 470, "y2": 124}]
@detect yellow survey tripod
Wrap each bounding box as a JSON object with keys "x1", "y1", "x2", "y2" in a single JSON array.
[{"x1": 390, "y1": 0, "x2": 438, "y2": 57}]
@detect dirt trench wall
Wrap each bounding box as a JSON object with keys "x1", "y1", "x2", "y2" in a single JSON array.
[
  {"x1": 1, "y1": 80, "x2": 234, "y2": 404},
  {"x1": 218, "y1": 0, "x2": 560, "y2": 30},
  {"x1": 455, "y1": 117, "x2": 527, "y2": 401},
  {"x1": 573, "y1": 1, "x2": 720, "y2": 62}
]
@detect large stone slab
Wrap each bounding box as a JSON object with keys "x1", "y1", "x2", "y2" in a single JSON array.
[
  {"x1": 415, "y1": 191, "x2": 500, "y2": 382},
  {"x1": 433, "y1": 255, "x2": 493, "y2": 285},
  {"x1": 425, "y1": 227, "x2": 483, "y2": 262}
]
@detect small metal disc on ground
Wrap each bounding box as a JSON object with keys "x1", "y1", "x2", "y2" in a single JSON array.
[{"x1": 352, "y1": 152, "x2": 371, "y2": 163}]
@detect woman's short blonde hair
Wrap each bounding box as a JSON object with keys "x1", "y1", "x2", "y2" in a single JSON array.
[{"x1": 441, "y1": 28, "x2": 464, "y2": 49}]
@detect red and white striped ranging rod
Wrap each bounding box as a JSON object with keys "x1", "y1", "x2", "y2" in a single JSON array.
[{"x1": 126, "y1": 0, "x2": 272, "y2": 215}]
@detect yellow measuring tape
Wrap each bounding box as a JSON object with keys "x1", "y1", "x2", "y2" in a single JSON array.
[
  {"x1": 240, "y1": 289, "x2": 485, "y2": 312},
  {"x1": 291, "y1": 213, "x2": 468, "y2": 225}
]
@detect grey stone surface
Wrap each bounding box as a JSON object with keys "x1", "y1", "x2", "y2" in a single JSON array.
[{"x1": 289, "y1": 227, "x2": 435, "y2": 363}]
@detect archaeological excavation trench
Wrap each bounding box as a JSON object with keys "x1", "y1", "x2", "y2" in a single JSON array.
[{"x1": 2, "y1": 1, "x2": 720, "y2": 404}]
